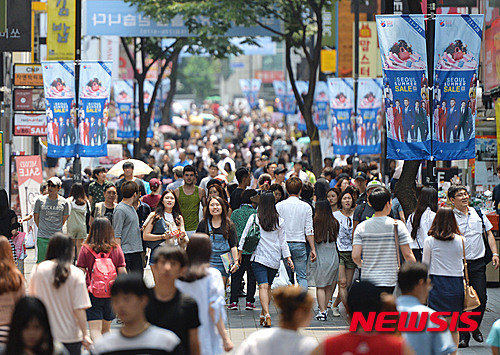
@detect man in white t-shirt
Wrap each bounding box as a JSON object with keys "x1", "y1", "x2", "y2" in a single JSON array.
[{"x1": 352, "y1": 187, "x2": 416, "y2": 294}]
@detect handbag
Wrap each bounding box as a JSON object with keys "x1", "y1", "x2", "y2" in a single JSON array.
[
  {"x1": 242, "y1": 214, "x2": 261, "y2": 253},
  {"x1": 462, "y1": 237, "x2": 481, "y2": 311}
]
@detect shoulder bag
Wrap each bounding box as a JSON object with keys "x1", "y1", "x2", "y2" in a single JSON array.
[{"x1": 461, "y1": 237, "x2": 481, "y2": 311}]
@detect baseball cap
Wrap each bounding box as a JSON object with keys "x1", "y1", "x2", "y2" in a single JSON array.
[
  {"x1": 218, "y1": 149, "x2": 230, "y2": 156},
  {"x1": 47, "y1": 176, "x2": 62, "y2": 187},
  {"x1": 354, "y1": 172, "x2": 367, "y2": 181},
  {"x1": 366, "y1": 180, "x2": 384, "y2": 191},
  {"x1": 149, "y1": 178, "x2": 161, "y2": 188},
  {"x1": 275, "y1": 167, "x2": 287, "y2": 175}
]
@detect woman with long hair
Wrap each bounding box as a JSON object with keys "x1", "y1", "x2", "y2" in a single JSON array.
[
  {"x1": 4, "y1": 297, "x2": 68, "y2": 355},
  {"x1": 143, "y1": 190, "x2": 188, "y2": 261},
  {"x1": 334, "y1": 177, "x2": 350, "y2": 192},
  {"x1": 331, "y1": 188, "x2": 357, "y2": 317},
  {"x1": 29, "y1": 233, "x2": 91, "y2": 355},
  {"x1": 67, "y1": 183, "x2": 90, "y2": 258},
  {"x1": 0, "y1": 236, "x2": 25, "y2": 348},
  {"x1": 235, "y1": 286, "x2": 317, "y2": 355},
  {"x1": 0, "y1": 189, "x2": 20, "y2": 263},
  {"x1": 176, "y1": 234, "x2": 234, "y2": 355},
  {"x1": 196, "y1": 196, "x2": 239, "y2": 288},
  {"x1": 423, "y1": 207, "x2": 464, "y2": 352},
  {"x1": 326, "y1": 188, "x2": 341, "y2": 213},
  {"x1": 206, "y1": 183, "x2": 232, "y2": 216},
  {"x1": 307, "y1": 200, "x2": 339, "y2": 321},
  {"x1": 239, "y1": 192, "x2": 294, "y2": 327},
  {"x1": 269, "y1": 183, "x2": 286, "y2": 203},
  {"x1": 76, "y1": 218, "x2": 126, "y2": 341},
  {"x1": 406, "y1": 186, "x2": 438, "y2": 261}
]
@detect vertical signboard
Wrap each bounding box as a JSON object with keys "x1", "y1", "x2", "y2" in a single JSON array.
[
  {"x1": 328, "y1": 78, "x2": 355, "y2": 155},
  {"x1": 355, "y1": 22, "x2": 382, "y2": 78},
  {"x1": 114, "y1": 80, "x2": 135, "y2": 138},
  {"x1": 376, "y1": 15, "x2": 431, "y2": 160},
  {"x1": 78, "y1": 61, "x2": 112, "y2": 157},
  {"x1": 239, "y1": 79, "x2": 261, "y2": 110},
  {"x1": 47, "y1": 0, "x2": 76, "y2": 60},
  {"x1": 357, "y1": 78, "x2": 383, "y2": 155},
  {"x1": 432, "y1": 14, "x2": 484, "y2": 160},
  {"x1": 0, "y1": 0, "x2": 31, "y2": 52},
  {"x1": 15, "y1": 156, "x2": 43, "y2": 220}
]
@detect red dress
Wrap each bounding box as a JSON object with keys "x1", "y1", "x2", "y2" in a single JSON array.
[
  {"x1": 393, "y1": 106, "x2": 403, "y2": 141},
  {"x1": 324, "y1": 333, "x2": 404, "y2": 355}
]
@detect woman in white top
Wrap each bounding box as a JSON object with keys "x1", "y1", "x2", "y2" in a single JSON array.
[
  {"x1": 29, "y1": 233, "x2": 92, "y2": 355},
  {"x1": 66, "y1": 183, "x2": 90, "y2": 259},
  {"x1": 176, "y1": 234, "x2": 233, "y2": 355},
  {"x1": 331, "y1": 188, "x2": 356, "y2": 317},
  {"x1": 406, "y1": 186, "x2": 437, "y2": 262},
  {"x1": 235, "y1": 286, "x2": 317, "y2": 355},
  {"x1": 423, "y1": 207, "x2": 464, "y2": 352},
  {"x1": 239, "y1": 191, "x2": 294, "y2": 328}
]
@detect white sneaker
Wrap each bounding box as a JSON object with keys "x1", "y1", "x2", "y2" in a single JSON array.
[{"x1": 331, "y1": 307, "x2": 341, "y2": 317}]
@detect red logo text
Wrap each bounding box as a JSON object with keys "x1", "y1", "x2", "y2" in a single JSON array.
[{"x1": 349, "y1": 312, "x2": 480, "y2": 332}]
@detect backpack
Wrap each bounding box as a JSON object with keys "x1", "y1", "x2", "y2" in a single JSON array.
[
  {"x1": 84, "y1": 244, "x2": 117, "y2": 298},
  {"x1": 243, "y1": 214, "x2": 261, "y2": 253}
]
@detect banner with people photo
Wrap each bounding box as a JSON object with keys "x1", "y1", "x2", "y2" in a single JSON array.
[
  {"x1": 272, "y1": 81, "x2": 298, "y2": 115},
  {"x1": 357, "y1": 78, "x2": 383, "y2": 155},
  {"x1": 137, "y1": 80, "x2": 155, "y2": 138},
  {"x1": 78, "y1": 61, "x2": 112, "y2": 157},
  {"x1": 376, "y1": 15, "x2": 431, "y2": 160},
  {"x1": 314, "y1": 81, "x2": 329, "y2": 130},
  {"x1": 41, "y1": 61, "x2": 77, "y2": 158},
  {"x1": 296, "y1": 81, "x2": 309, "y2": 131},
  {"x1": 239, "y1": 79, "x2": 261, "y2": 110},
  {"x1": 114, "y1": 80, "x2": 135, "y2": 138},
  {"x1": 328, "y1": 78, "x2": 356, "y2": 155},
  {"x1": 432, "y1": 14, "x2": 484, "y2": 160}
]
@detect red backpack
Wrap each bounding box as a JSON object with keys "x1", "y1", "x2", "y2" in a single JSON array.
[{"x1": 84, "y1": 245, "x2": 117, "y2": 298}]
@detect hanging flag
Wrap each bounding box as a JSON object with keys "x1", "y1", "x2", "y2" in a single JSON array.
[
  {"x1": 272, "y1": 81, "x2": 286, "y2": 113},
  {"x1": 328, "y1": 78, "x2": 355, "y2": 155},
  {"x1": 41, "y1": 61, "x2": 77, "y2": 158},
  {"x1": 295, "y1": 81, "x2": 309, "y2": 131},
  {"x1": 114, "y1": 80, "x2": 134, "y2": 138},
  {"x1": 376, "y1": 15, "x2": 431, "y2": 160},
  {"x1": 357, "y1": 78, "x2": 383, "y2": 155},
  {"x1": 314, "y1": 81, "x2": 329, "y2": 131},
  {"x1": 432, "y1": 14, "x2": 484, "y2": 160},
  {"x1": 239, "y1": 79, "x2": 261, "y2": 109},
  {"x1": 78, "y1": 61, "x2": 112, "y2": 157},
  {"x1": 140, "y1": 80, "x2": 156, "y2": 138}
]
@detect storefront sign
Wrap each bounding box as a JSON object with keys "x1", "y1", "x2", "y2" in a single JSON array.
[
  {"x1": 485, "y1": 17, "x2": 500, "y2": 93},
  {"x1": 255, "y1": 70, "x2": 284, "y2": 84},
  {"x1": 0, "y1": 0, "x2": 31, "y2": 52},
  {"x1": 14, "y1": 88, "x2": 45, "y2": 111},
  {"x1": 14, "y1": 64, "x2": 43, "y2": 86},
  {"x1": 15, "y1": 156, "x2": 43, "y2": 219},
  {"x1": 47, "y1": 0, "x2": 76, "y2": 60},
  {"x1": 14, "y1": 113, "x2": 47, "y2": 136},
  {"x1": 355, "y1": 22, "x2": 381, "y2": 78}
]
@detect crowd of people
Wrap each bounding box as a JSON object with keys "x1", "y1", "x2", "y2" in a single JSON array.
[{"x1": 0, "y1": 105, "x2": 499, "y2": 354}]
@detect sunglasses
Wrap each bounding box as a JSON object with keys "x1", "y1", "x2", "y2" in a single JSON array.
[{"x1": 47, "y1": 183, "x2": 57, "y2": 187}]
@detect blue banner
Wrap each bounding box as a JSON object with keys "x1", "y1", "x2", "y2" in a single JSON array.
[
  {"x1": 41, "y1": 61, "x2": 77, "y2": 158},
  {"x1": 273, "y1": 81, "x2": 297, "y2": 115},
  {"x1": 114, "y1": 80, "x2": 134, "y2": 138},
  {"x1": 328, "y1": 78, "x2": 355, "y2": 155},
  {"x1": 357, "y1": 78, "x2": 383, "y2": 155},
  {"x1": 376, "y1": 15, "x2": 431, "y2": 160},
  {"x1": 78, "y1": 61, "x2": 112, "y2": 157},
  {"x1": 314, "y1": 81, "x2": 329, "y2": 131},
  {"x1": 239, "y1": 79, "x2": 261, "y2": 110},
  {"x1": 295, "y1": 81, "x2": 309, "y2": 131},
  {"x1": 432, "y1": 14, "x2": 484, "y2": 160},
  {"x1": 137, "y1": 80, "x2": 155, "y2": 138}
]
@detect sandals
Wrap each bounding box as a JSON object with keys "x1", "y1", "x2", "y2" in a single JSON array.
[
  {"x1": 315, "y1": 311, "x2": 328, "y2": 321},
  {"x1": 259, "y1": 314, "x2": 265, "y2": 326},
  {"x1": 264, "y1": 314, "x2": 271, "y2": 327}
]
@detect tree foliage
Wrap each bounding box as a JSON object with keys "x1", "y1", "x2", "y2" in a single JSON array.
[{"x1": 178, "y1": 57, "x2": 221, "y2": 102}]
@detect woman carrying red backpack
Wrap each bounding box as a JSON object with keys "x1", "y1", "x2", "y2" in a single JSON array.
[{"x1": 76, "y1": 217, "x2": 127, "y2": 341}]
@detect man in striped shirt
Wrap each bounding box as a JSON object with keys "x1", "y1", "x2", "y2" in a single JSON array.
[{"x1": 352, "y1": 187, "x2": 416, "y2": 294}]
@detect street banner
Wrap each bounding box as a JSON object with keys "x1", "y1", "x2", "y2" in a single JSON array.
[
  {"x1": 328, "y1": 78, "x2": 355, "y2": 155},
  {"x1": 41, "y1": 61, "x2": 77, "y2": 158},
  {"x1": 16, "y1": 156, "x2": 43, "y2": 222},
  {"x1": 357, "y1": 78, "x2": 383, "y2": 155},
  {"x1": 239, "y1": 79, "x2": 261, "y2": 110},
  {"x1": 432, "y1": 14, "x2": 484, "y2": 160},
  {"x1": 139, "y1": 80, "x2": 155, "y2": 138},
  {"x1": 114, "y1": 80, "x2": 135, "y2": 138},
  {"x1": 78, "y1": 61, "x2": 112, "y2": 157},
  {"x1": 376, "y1": 14, "x2": 431, "y2": 160},
  {"x1": 272, "y1": 81, "x2": 297, "y2": 115},
  {"x1": 314, "y1": 81, "x2": 329, "y2": 130},
  {"x1": 47, "y1": 0, "x2": 76, "y2": 60},
  {"x1": 295, "y1": 81, "x2": 310, "y2": 131}
]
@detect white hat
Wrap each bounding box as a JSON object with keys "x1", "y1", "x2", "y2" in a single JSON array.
[
  {"x1": 366, "y1": 180, "x2": 384, "y2": 191},
  {"x1": 218, "y1": 149, "x2": 229, "y2": 156},
  {"x1": 47, "y1": 176, "x2": 62, "y2": 187}
]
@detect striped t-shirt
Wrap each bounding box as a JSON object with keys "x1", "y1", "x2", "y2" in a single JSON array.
[{"x1": 353, "y1": 216, "x2": 411, "y2": 287}]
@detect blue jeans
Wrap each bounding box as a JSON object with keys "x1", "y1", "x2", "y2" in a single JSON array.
[{"x1": 285, "y1": 242, "x2": 308, "y2": 289}]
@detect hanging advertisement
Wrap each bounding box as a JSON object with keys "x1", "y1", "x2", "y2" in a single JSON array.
[
  {"x1": 295, "y1": 81, "x2": 309, "y2": 131},
  {"x1": 272, "y1": 81, "x2": 297, "y2": 115},
  {"x1": 41, "y1": 61, "x2": 77, "y2": 158},
  {"x1": 485, "y1": 17, "x2": 500, "y2": 93},
  {"x1": 314, "y1": 81, "x2": 329, "y2": 131},
  {"x1": 114, "y1": 80, "x2": 134, "y2": 138},
  {"x1": 47, "y1": 0, "x2": 76, "y2": 60},
  {"x1": 139, "y1": 80, "x2": 155, "y2": 138},
  {"x1": 357, "y1": 78, "x2": 383, "y2": 155},
  {"x1": 432, "y1": 14, "x2": 484, "y2": 161},
  {"x1": 78, "y1": 61, "x2": 112, "y2": 157},
  {"x1": 328, "y1": 78, "x2": 355, "y2": 155},
  {"x1": 239, "y1": 79, "x2": 261, "y2": 110},
  {"x1": 15, "y1": 156, "x2": 43, "y2": 221},
  {"x1": 376, "y1": 14, "x2": 431, "y2": 160}
]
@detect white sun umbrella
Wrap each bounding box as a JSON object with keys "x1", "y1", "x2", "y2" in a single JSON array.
[{"x1": 106, "y1": 159, "x2": 153, "y2": 177}]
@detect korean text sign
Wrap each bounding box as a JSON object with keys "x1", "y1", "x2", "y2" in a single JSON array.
[{"x1": 47, "y1": 0, "x2": 76, "y2": 60}]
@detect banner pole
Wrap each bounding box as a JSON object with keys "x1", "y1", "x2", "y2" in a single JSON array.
[
  {"x1": 353, "y1": 0, "x2": 359, "y2": 176},
  {"x1": 425, "y1": 0, "x2": 437, "y2": 190},
  {"x1": 73, "y1": 0, "x2": 82, "y2": 183}
]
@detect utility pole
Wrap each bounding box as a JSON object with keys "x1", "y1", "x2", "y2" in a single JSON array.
[
  {"x1": 72, "y1": 0, "x2": 82, "y2": 183},
  {"x1": 425, "y1": 0, "x2": 437, "y2": 190},
  {"x1": 352, "y1": 0, "x2": 360, "y2": 175}
]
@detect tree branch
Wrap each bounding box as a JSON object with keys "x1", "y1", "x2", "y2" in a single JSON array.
[
  {"x1": 254, "y1": 19, "x2": 285, "y2": 37},
  {"x1": 121, "y1": 37, "x2": 137, "y2": 77}
]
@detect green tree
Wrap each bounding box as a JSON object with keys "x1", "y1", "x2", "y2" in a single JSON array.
[{"x1": 179, "y1": 57, "x2": 220, "y2": 102}]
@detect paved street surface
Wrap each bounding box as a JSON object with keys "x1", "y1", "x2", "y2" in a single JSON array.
[{"x1": 23, "y1": 249, "x2": 499, "y2": 354}]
